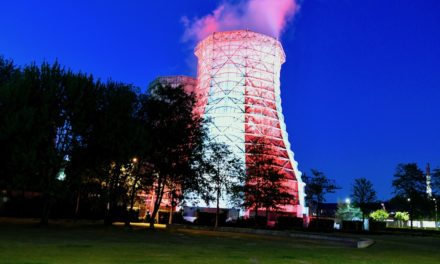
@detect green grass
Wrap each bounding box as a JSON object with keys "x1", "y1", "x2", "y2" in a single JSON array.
[{"x1": 0, "y1": 219, "x2": 439, "y2": 264}]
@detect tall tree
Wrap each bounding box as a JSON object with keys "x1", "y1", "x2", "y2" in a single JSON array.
[
  {"x1": 351, "y1": 177, "x2": 377, "y2": 226},
  {"x1": 392, "y1": 163, "x2": 426, "y2": 229},
  {"x1": 0, "y1": 57, "x2": 22, "y2": 191},
  {"x1": 0, "y1": 57, "x2": 150, "y2": 224},
  {"x1": 243, "y1": 138, "x2": 295, "y2": 226},
  {"x1": 304, "y1": 169, "x2": 339, "y2": 222},
  {"x1": 86, "y1": 81, "x2": 140, "y2": 225},
  {"x1": 200, "y1": 141, "x2": 244, "y2": 228},
  {"x1": 142, "y1": 83, "x2": 205, "y2": 229},
  {"x1": 432, "y1": 167, "x2": 440, "y2": 197}
]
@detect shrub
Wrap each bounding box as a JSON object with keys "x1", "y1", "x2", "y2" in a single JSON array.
[
  {"x1": 369, "y1": 209, "x2": 389, "y2": 222},
  {"x1": 308, "y1": 219, "x2": 334, "y2": 232},
  {"x1": 341, "y1": 220, "x2": 363, "y2": 232},
  {"x1": 275, "y1": 216, "x2": 304, "y2": 230},
  {"x1": 395, "y1": 211, "x2": 409, "y2": 222}
]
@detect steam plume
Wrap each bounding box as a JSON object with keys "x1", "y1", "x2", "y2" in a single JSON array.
[{"x1": 182, "y1": 0, "x2": 299, "y2": 42}]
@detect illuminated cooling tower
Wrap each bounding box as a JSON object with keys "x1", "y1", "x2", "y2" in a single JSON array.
[{"x1": 195, "y1": 30, "x2": 306, "y2": 217}]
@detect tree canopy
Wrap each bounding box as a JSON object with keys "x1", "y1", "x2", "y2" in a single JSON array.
[{"x1": 351, "y1": 177, "x2": 377, "y2": 223}]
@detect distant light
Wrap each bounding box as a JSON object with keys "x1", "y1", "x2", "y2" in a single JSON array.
[
  {"x1": 345, "y1": 198, "x2": 350, "y2": 204},
  {"x1": 57, "y1": 168, "x2": 66, "y2": 181},
  {"x1": 132, "y1": 157, "x2": 138, "y2": 163}
]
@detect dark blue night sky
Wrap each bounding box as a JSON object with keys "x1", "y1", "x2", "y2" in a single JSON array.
[{"x1": 1, "y1": 0, "x2": 439, "y2": 202}]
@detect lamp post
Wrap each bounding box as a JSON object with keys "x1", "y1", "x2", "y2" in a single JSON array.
[
  {"x1": 433, "y1": 198, "x2": 438, "y2": 229},
  {"x1": 406, "y1": 197, "x2": 413, "y2": 230}
]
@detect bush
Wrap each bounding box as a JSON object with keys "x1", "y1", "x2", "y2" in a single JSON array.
[
  {"x1": 224, "y1": 216, "x2": 267, "y2": 228},
  {"x1": 395, "y1": 211, "x2": 409, "y2": 222},
  {"x1": 195, "y1": 212, "x2": 227, "y2": 226},
  {"x1": 275, "y1": 216, "x2": 304, "y2": 230},
  {"x1": 341, "y1": 221, "x2": 363, "y2": 232},
  {"x1": 370, "y1": 220, "x2": 387, "y2": 231},
  {"x1": 308, "y1": 219, "x2": 334, "y2": 232},
  {"x1": 370, "y1": 209, "x2": 389, "y2": 221}
]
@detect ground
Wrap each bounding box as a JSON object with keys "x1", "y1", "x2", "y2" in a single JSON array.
[{"x1": 0, "y1": 218, "x2": 439, "y2": 264}]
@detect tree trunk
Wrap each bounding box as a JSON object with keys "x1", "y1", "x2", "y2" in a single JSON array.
[
  {"x1": 265, "y1": 208, "x2": 269, "y2": 227},
  {"x1": 254, "y1": 205, "x2": 259, "y2": 227},
  {"x1": 168, "y1": 205, "x2": 173, "y2": 225},
  {"x1": 74, "y1": 189, "x2": 81, "y2": 220},
  {"x1": 126, "y1": 176, "x2": 140, "y2": 227},
  {"x1": 40, "y1": 194, "x2": 51, "y2": 226},
  {"x1": 149, "y1": 180, "x2": 165, "y2": 229},
  {"x1": 362, "y1": 212, "x2": 365, "y2": 231},
  {"x1": 215, "y1": 186, "x2": 220, "y2": 229},
  {"x1": 168, "y1": 190, "x2": 174, "y2": 225},
  {"x1": 316, "y1": 199, "x2": 320, "y2": 230},
  {"x1": 104, "y1": 166, "x2": 118, "y2": 226},
  {"x1": 40, "y1": 167, "x2": 55, "y2": 226}
]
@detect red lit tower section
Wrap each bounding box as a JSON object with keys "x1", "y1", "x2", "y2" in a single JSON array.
[{"x1": 195, "y1": 30, "x2": 306, "y2": 217}]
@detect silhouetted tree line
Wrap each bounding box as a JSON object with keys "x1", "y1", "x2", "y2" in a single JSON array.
[
  {"x1": 0, "y1": 57, "x2": 298, "y2": 228},
  {"x1": 0, "y1": 57, "x2": 208, "y2": 226},
  {"x1": 1, "y1": 57, "x2": 438, "y2": 229}
]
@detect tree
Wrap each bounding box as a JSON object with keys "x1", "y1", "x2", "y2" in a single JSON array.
[
  {"x1": 392, "y1": 163, "x2": 426, "y2": 229},
  {"x1": 243, "y1": 138, "x2": 295, "y2": 226},
  {"x1": 432, "y1": 167, "x2": 440, "y2": 197},
  {"x1": 351, "y1": 177, "x2": 377, "y2": 225},
  {"x1": 395, "y1": 211, "x2": 409, "y2": 227},
  {"x1": 82, "y1": 81, "x2": 141, "y2": 225},
  {"x1": 0, "y1": 57, "x2": 149, "y2": 224},
  {"x1": 304, "y1": 169, "x2": 339, "y2": 221},
  {"x1": 142, "y1": 83, "x2": 205, "y2": 229},
  {"x1": 11, "y1": 62, "x2": 67, "y2": 225},
  {"x1": 0, "y1": 57, "x2": 23, "y2": 191},
  {"x1": 335, "y1": 201, "x2": 362, "y2": 221},
  {"x1": 370, "y1": 209, "x2": 389, "y2": 222},
  {"x1": 200, "y1": 141, "x2": 244, "y2": 228}
]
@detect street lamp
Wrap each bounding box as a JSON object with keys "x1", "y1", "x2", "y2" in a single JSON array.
[
  {"x1": 407, "y1": 197, "x2": 413, "y2": 229},
  {"x1": 433, "y1": 198, "x2": 438, "y2": 229}
]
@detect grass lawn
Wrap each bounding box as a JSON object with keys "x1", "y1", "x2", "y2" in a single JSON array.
[{"x1": 0, "y1": 218, "x2": 439, "y2": 264}]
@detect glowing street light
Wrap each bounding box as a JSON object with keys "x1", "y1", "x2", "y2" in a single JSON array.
[{"x1": 132, "y1": 157, "x2": 138, "y2": 164}]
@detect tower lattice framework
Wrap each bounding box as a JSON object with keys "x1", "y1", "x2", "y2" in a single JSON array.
[{"x1": 195, "y1": 30, "x2": 306, "y2": 217}]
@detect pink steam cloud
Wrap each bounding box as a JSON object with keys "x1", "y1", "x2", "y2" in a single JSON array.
[{"x1": 182, "y1": 0, "x2": 299, "y2": 42}]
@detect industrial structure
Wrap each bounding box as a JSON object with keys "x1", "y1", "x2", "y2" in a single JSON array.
[
  {"x1": 145, "y1": 30, "x2": 307, "y2": 221},
  {"x1": 194, "y1": 30, "x2": 306, "y2": 218}
]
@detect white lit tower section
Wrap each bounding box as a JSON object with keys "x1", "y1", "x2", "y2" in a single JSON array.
[{"x1": 194, "y1": 30, "x2": 307, "y2": 217}]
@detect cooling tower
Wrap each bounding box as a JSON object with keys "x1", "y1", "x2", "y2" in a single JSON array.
[{"x1": 194, "y1": 30, "x2": 306, "y2": 217}]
